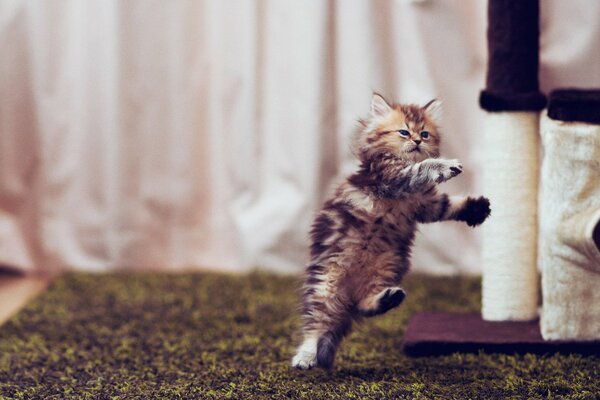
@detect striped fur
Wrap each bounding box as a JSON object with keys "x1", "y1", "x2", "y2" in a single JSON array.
[{"x1": 292, "y1": 94, "x2": 490, "y2": 370}]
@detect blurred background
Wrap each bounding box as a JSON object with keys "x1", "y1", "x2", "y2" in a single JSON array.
[{"x1": 0, "y1": 0, "x2": 599, "y2": 275}]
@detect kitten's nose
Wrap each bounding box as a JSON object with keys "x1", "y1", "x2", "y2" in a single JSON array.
[{"x1": 413, "y1": 139, "x2": 421, "y2": 145}]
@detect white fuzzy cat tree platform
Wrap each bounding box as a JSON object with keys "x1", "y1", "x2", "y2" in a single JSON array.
[
  {"x1": 404, "y1": 0, "x2": 600, "y2": 356},
  {"x1": 540, "y1": 89, "x2": 600, "y2": 341}
]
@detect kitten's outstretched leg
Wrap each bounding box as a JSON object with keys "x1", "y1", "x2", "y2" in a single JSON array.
[
  {"x1": 383, "y1": 159, "x2": 462, "y2": 198},
  {"x1": 427, "y1": 159, "x2": 463, "y2": 184},
  {"x1": 357, "y1": 287, "x2": 406, "y2": 317},
  {"x1": 417, "y1": 194, "x2": 491, "y2": 227}
]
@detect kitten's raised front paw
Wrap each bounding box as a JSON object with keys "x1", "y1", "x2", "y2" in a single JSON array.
[
  {"x1": 434, "y1": 159, "x2": 462, "y2": 183},
  {"x1": 379, "y1": 287, "x2": 406, "y2": 311},
  {"x1": 291, "y1": 351, "x2": 317, "y2": 370},
  {"x1": 458, "y1": 196, "x2": 491, "y2": 227},
  {"x1": 360, "y1": 287, "x2": 406, "y2": 317}
]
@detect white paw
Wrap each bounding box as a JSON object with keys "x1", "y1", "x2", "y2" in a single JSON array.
[
  {"x1": 291, "y1": 351, "x2": 317, "y2": 370},
  {"x1": 435, "y1": 159, "x2": 462, "y2": 183}
]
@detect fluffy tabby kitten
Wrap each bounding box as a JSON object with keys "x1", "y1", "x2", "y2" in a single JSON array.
[{"x1": 292, "y1": 94, "x2": 491, "y2": 370}]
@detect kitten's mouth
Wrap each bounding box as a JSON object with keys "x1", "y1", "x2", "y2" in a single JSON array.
[{"x1": 408, "y1": 147, "x2": 420, "y2": 153}]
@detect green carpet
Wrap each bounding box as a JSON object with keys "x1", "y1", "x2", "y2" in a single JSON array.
[{"x1": 0, "y1": 272, "x2": 598, "y2": 399}]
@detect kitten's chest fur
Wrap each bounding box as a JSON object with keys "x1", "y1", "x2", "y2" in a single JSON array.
[
  {"x1": 310, "y1": 181, "x2": 428, "y2": 267},
  {"x1": 347, "y1": 183, "x2": 422, "y2": 241}
]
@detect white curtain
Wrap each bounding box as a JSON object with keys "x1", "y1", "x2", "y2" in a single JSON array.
[{"x1": 0, "y1": 0, "x2": 598, "y2": 274}]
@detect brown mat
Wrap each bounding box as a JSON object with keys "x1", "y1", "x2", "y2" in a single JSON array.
[{"x1": 403, "y1": 312, "x2": 600, "y2": 357}]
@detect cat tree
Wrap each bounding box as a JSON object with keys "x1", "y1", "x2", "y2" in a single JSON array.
[{"x1": 403, "y1": 0, "x2": 600, "y2": 356}]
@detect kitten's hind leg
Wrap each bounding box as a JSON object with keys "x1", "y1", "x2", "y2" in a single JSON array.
[
  {"x1": 358, "y1": 287, "x2": 406, "y2": 317},
  {"x1": 293, "y1": 300, "x2": 352, "y2": 369},
  {"x1": 292, "y1": 320, "x2": 351, "y2": 370},
  {"x1": 292, "y1": 334, "x2": 318, "y2": 370},
  {"x1": 293, "y1": 262, "x2": 353, "y2": 370}
]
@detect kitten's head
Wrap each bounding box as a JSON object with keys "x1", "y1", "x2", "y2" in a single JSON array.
[{"x1": 354, "y1": 93, "x2": 443, "y2": 163}]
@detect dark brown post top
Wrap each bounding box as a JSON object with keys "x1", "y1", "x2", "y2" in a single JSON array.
[
  {"x1": 479, "y1": 0, "x2": 546, "y2": 112},
  {"x1": 547, "y1": 89, "x2": 600, "y2": 124}
]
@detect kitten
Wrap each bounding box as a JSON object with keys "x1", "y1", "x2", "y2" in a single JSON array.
[{"x1": 291, "y1": 94, "x2": 491, "y2": 370}]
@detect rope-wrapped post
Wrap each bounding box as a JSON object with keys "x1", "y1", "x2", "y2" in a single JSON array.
[{"x1": 480, "y1": 0, "x2": 546, "y2": 321}]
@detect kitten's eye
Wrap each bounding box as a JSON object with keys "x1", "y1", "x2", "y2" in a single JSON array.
[
  {"x1": 398, "y1": 130, "x2": 410, "y2": 138},
  {"x1": 420, "y1": 131, "x2": 430, "y2": 139}
]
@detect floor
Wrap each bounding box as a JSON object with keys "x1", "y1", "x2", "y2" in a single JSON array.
[
  {"x1": 2, "y1": 273, "x2": 596, "y2": 399},
  {"x1": 0, "y1": 270, "x2": 52, "y2": 326}
]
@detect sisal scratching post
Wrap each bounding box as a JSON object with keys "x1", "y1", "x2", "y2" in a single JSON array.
[
  {"x1": 539, "y1": 89, "x2": 600, "y2": 340},
  {"x1": 479, "y1": 0, "x2": 546, "y2": 321},
  {"x1": 481, "y1": 112, "x2": 540, "y2": 320}
]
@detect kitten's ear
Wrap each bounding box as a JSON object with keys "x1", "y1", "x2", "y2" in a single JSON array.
[
  {"x1": 370, "y1": 93, "x2": 393, "y2": 118},
  {"x1": 423, "y1": 99, "x2": 443, "y2": 124}
]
